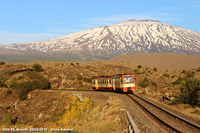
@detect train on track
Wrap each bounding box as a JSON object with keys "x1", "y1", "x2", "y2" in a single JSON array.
[{"x1": 92, "y1": 74, "x2": 136, "y2": 93}]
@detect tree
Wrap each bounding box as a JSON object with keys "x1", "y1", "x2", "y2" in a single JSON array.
[
  {"x1": 173, "y1": 78, "x2": 200, "y2": 106},
  {"x1": 0, "y1": 61, "x2": 5, "y2": 65},
  {"x1": 137, "y1": 65, "x2": 142, "y2": 68},
  {"x1": 181, "y1": 78, "x2": 200, "y2": 106},
  {"x1": 153, "y1": 67, "x2": 157, "y2": 72},
  {"x1": 139, "y1": 77, "x2": 150, "y2": 88},
  {"x1": 33, "y1": 64, "x2": 43, "y2": 72}
]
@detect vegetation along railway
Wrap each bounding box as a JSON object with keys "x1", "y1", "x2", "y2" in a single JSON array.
[
  {"x1": 91, "y1": 73, "x2": 200, "y2": 132},
  {"x1": 53, "y1": 74, "x2": 200, "y2": 132}
]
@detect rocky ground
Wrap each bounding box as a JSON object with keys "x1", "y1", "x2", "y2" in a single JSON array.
[
  {"x1": 0, "y1": 61, "x2": 200, "y2": 132},
  {"x1": 0, "y1": 89, "x2": 130, "y2": 132}
]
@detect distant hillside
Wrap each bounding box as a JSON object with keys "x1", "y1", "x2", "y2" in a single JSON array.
[
  {"x1": 109, "y1": 53, "x2": 200, "y2": 70},
  {"x1": 0, "y1": 54, "x2": 82, "y2": 63}
]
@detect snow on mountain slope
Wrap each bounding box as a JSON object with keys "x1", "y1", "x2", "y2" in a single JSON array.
[{"x1": 0, "y1": 19, "x2": 200, "y2": 57}]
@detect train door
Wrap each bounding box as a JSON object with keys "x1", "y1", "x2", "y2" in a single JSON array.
[
  {"x1": 95, "y1": 79, "x2": 98, "y2": 90},
  {"x1": 112, "y1": 78, "x2": 115, "y2": 91}
]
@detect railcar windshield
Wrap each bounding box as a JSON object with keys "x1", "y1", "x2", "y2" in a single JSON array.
[{"x1": 123, "y1": 76, "x2": 133, "y2": 84}]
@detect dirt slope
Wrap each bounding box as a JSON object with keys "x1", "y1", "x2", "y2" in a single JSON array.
[{"x1": 109, "y1": 53, "x2": 200, "y2": 70}]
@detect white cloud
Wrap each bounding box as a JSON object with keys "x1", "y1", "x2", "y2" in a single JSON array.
[
  {"x1": 0, "y1": 13, "x2": 182, "y2": 45},
  {"x1": 77, "y1": 14, "x2": 159, "y2": 29},
  {"x1": 51, "y1": 21, "x2": 64, "y2": 24},
  {"x1": 89, "y1": 14, "x2": 157, "y2": 26},
  {"x1": 0, "y1": 30, "x2": 61, "y2": 45},
  {"x1": 85, "y1": 13, "x2": 178, "y2": 28},
  {"x1": 191, "y1": 1, "x2": 200, "y2": 8},
  {"x1": 46, "y1": 28, "x2": 81, "y2": 34}
]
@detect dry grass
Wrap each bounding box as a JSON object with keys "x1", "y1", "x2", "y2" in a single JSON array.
[
  {"x1": 1, "y1": 58, "x2": 200, "y2": 129},
  {"x1": 0, "y1": 89, "x2": 128, "y2": 132},
  {"x1": 109, "y1": 53, "x2": 200, "y2": 70}
]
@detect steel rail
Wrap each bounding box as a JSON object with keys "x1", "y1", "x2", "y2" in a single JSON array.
[
  {"x1": 133, "y1": 93, "x2": 200, "y2": 130},
  {"x1": 126, "y1": 111, "x2": 140, "y2": 133},
  {"x1": 126, "y1": 94, "x2": 181, "y2": 132},
  {"x1": 50, "y1": 89, "x2": 95, "y2": 92}
]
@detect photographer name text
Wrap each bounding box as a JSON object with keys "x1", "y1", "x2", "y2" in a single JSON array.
[{"x1": 2, "y1": 128, "x2": 73, "y2": 132}]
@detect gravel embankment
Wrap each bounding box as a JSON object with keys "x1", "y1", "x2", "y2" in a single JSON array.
[
  {"x1": 131, "y1": 94, "x2": 199, "y2": 132},
  {"x1": 138, "y1": 93, "x2": 200, "y2": 127},
  {"x1": 68, "y1": 90, "x2": 168, "y2": 133}
]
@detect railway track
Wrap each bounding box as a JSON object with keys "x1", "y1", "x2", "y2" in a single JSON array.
[
  {"x1": 127, "y1": 93, "x2": 200, "y2": 132},
  {"x1": 50, "y1": 89, "x2": 95, "y2": 92},
  {"x1": 50, "y1": 89, "x2": 200, "y2": 132}
]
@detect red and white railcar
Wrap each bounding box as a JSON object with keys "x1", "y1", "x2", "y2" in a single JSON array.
[
  {"x1": 92, "y1": 76, "x2": 112, "y2": 91},
  {"x1": 92, "y1": 74, "x2": 135, "y2": 93}
]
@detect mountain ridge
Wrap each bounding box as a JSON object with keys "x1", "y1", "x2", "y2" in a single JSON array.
[{"x1": 0, "y1": 19, "x2": 200, "y2": 58}]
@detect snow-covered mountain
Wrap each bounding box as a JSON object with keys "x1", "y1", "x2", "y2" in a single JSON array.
[{"x1": 1, "y1": 19, "x2": 200, "y2": 58}]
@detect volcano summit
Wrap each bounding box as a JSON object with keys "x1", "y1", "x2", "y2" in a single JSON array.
[{"x1": 0, "y1": 19, "x2": 200, "y2": 59}]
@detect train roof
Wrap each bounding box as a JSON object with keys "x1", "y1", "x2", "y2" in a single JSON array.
[
  {"x1": 93, "y1": 74, "x2": 134, "y2": 79},
  {"x1": 93, "y1": 76, "x2": 112, "y2": 79},
  {"x1": 113, "y1": 74, "x2": 134, "y2": 76}
]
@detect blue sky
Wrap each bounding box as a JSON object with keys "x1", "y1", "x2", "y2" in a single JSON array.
[{"x1": 0, "y1": 0, "x2": 199, "y2": 44}]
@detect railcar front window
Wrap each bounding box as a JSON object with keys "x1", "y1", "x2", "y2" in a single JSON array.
[{"x1": 123, "y1": 76, "x2": 133, "y2": 84}]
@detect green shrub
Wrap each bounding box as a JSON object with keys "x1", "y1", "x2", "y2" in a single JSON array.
[
  {"x1": 16, "y1": 81, "x2": 33, "y2": 100},
  {"x1": 139, "y1": 77, "x2": 150, "y2": 88},
  {"x1": 0, "y1": 61, "x2": 5, "y2": 65},
  {"x1": 83, "y1": 78, "x2": 92, "y2": 83},
  {"x1": 16, "y1": 80, "x2": 45, "y2": 100},
  {"x1": 151, "y1": 81, "x2": 157, "y2": 87},
  {"x1": 0, "y1": 80, "x2": 6, "y2": 87},
  {"x1": 137, "y1": 65, "x2": 142, "y2": 68},
  {"x1": 77, "y1": 74, "x2": 83, "y2": 80},
  {"x1": 153, "y1": 67, "x2": 157, "y2": 72},
  {"x1": 181, "y1": 70, "x2": 186, "y2": 74},
  {"x1": 4, "y1": 113, "x2": 12, "y2": 124},
  {"x1": 0, "y1": 76, "x2": 7, "y2": 87},
  {"x1": 163, "y1": 73, "x2": 169, "y2": 78},
  {"x1": 18, "y1": 76, "x2": 25, "y2": 80},
  {"x1": 6, "y1": 89, "x2": 12, "y2": 95},
  {"x1": 181, "y1": 78, "x2": 200, "y2": 106},
  {"x1": 160, "y1": 76, "x2": 164, "y2": 79},
  {"x1": 172, "y1": 77, "x2": 183, "y2": 85},
  {"x1": 173, "y1": 78, "x2": 200, "y2": 106},
  {"x1": 32, "y1": 64, "x2": 43, "y2": 72},
  {"x1": 184, "y1": 71, "x2": 194, "y2": 79},
  {"x1": 196, "y1": 67, "x2": 200, "y2": 72},
  {"x1": 25, "y1": 71, "x2": 50, "y2": 90},
  {"x1": 11, "y1": 71, "x2": 51, "y2": 100},
  {"x1": 78, "y1": 80, "x2": 83, "y2": 87},
  {"x1": 172, "y1": 93, "x2": 185, "y2": 105}
]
